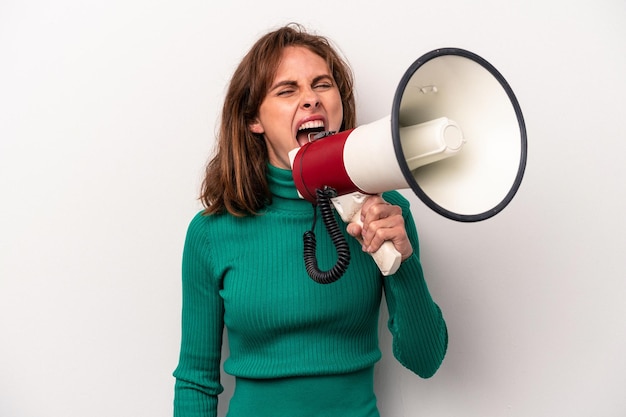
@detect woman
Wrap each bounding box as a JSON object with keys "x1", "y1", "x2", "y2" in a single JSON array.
[{"x1": 173, "y1": 23, "x2": 447, "y2": 417}]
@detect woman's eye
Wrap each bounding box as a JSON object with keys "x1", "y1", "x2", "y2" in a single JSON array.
[
  {"x1": 277, "y1": 89, "x2": 295, "y2": 96},
  {"x1": 314, "y1": 83, "x2": 332, "y2": 90}
]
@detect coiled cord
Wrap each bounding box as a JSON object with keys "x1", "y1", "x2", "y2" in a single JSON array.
[{"x1": 303, "y1": 187, "x2": 351, "y2": 284}]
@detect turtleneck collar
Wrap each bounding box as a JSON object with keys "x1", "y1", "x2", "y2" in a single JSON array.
[
  {"x1": 267, "y1": 164, "x2": 301, "y2": 200},
  {"x1": 265, "y1": 163, "x2": 318, "y2": 214}
]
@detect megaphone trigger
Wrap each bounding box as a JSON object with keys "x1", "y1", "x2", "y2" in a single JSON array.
[{"x1": 331, "y1": 192, "x2": 402, "y2": 276}]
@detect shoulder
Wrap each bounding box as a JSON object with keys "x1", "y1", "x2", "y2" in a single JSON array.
[
  {"x1": 185, "y1": 208, "x2": 257, "y2": 241},
  {"x1": 182, "y1": 210, "x2": 236, "y2": 264},
  {"x1": 187, "y1": 209, "x2": 211, "y2": 231},
  {"x1": 185, "y1": 209, "x2": 229, "y2": 240}
]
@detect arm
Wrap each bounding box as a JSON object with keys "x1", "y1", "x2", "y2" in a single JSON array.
[
  {"x1": 383, "y1": 252, "x2": 448, "y2": 378},
  {"x1": 347, "y1": 192, "x2": 447, "y2": 378},
  {"x1": 173, "y1": 213, "x2": 225, "y2": 417}
]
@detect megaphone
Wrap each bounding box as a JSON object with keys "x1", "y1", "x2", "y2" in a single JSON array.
[{"x1": 289, "y1": 48, "x2": 527, "y2": 282}]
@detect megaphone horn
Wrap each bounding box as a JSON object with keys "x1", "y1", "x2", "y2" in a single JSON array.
[{"x1": 289, "y1": 48, "x2": 528, "y2": 280}]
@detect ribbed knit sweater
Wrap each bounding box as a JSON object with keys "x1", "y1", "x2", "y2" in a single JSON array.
[{"x1": 173, "y1": 164, "x2": 447, "y2": 417}]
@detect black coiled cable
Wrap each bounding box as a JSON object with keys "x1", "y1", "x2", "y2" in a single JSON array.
[{"x1": 303, "y1": 187, "x2": 351, "y2": 284}]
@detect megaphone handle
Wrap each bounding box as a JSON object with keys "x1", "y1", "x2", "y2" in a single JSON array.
[{"x1": 331, "y1": 193, "x2": 402, "y2": 276}]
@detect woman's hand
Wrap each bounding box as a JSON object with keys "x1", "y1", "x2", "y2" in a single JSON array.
[{"x1": 346, "y1": 195, "x2": 413, "y2": 262}]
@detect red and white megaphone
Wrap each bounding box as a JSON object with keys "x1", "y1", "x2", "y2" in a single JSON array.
[{"x1": 289, "y1": 48, "x2": 527, "y2": 278}]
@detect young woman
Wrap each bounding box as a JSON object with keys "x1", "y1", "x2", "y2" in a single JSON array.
[{"x1": 173, "y1": 23, "x2": 448, "y2": 417}]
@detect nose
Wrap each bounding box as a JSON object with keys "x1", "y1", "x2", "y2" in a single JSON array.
[{"x1": 301, "y1": 90, "x2": 320, "y2": 109}]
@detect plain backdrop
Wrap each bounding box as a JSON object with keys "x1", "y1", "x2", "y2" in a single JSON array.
[{"x1": 1, "y1": 1, "x2": 625, "y2": 416}]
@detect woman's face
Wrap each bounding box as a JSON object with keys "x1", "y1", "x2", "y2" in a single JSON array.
[{"x1": 249, "y1": 46, "x2": 344, "y2": 169}]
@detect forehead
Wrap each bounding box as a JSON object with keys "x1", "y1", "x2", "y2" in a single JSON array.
[{"x1": 273, "y1": 46, "x2": 331, "y2": 80}]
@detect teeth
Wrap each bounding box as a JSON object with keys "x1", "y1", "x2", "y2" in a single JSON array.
[{"x1": 298, "y1": 120, "x2": 324, "y2": 131}]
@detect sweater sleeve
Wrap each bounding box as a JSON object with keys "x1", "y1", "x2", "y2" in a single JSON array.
[
  {"x1": 381, "y1": 192, "x2": 448, "y2": 378},
  {"x1": 173, "y1": 213, "x2": 225, "y2": 417}
]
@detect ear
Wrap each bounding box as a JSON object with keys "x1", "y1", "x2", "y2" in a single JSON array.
[{"x1": 249, "y1": 119, "x2": 264, "y2": 135}]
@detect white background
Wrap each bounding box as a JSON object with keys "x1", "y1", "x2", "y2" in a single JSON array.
[{"x1": 1, "y1": 1, "x2": 625, "y2": 416}]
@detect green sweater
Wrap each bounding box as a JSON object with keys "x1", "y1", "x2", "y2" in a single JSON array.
[{"x1": 173, "y1": 164, "x2": 447, "y2": 417}]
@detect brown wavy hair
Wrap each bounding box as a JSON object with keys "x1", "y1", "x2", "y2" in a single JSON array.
[{"x1": 200, "y1": 23, "x2": 356, "y2": 216}]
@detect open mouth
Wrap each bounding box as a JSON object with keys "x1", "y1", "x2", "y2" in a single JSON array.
[{"x1": 296, "y1": 120, "x2": 326, "y2": 146}]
